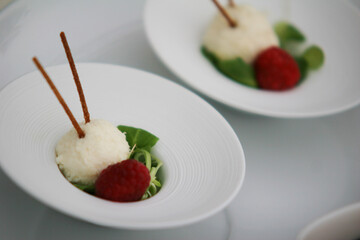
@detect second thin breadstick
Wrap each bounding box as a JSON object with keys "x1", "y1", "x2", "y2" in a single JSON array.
[{"x1": 60, "y1": 31, "x2": 91, "y2": 124}]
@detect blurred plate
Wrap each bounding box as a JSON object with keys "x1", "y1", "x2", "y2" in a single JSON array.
[
  {"x1": 298, "y1": 202, "x2": 360, "y2": 240},
  {"x1": 144, "y1": 0, "x2": 360, "y2": 118}
]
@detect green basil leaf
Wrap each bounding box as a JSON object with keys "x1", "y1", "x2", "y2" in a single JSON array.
[
  {"x1": 201, "y1": 46, "x2": 219, "y2": 66},
  {"x1": 117, "y1": 126, "x2": 159, "y2": 152},
  {"x1": 202, "y1": 46, "x2": 257, "y2": 88},
  {"x1": 217, "y1": 58, "x2": 257, "y2": 88},
  {"x1": 274, "y1": 21, "x2": 306, "y2": 47}
]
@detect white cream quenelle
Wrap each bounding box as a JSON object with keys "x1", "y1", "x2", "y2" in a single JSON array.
[
  {"x1": 56, "y1": 119, "x2": 130, "y2": 185},
  {"x1": 203, "y1": 4, "x2": 279, "y2": 63}
]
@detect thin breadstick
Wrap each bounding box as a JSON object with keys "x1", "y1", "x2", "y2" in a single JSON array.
[
  {"x1": 60, "y1": 32, "x2": 90, "y2": 123},
  {"x1": 212, "y1": 0, "x2": 237, "y2": 28},
  {"x1": 32, "y1": 57, "x2": 85, "y2": 138}
]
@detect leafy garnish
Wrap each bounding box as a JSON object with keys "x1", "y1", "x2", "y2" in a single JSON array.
[
  {"x1": 218, "y1": 58, "x2": 257, "y2": 88},
  {"x1": 201, "y1": 21, "x2": 324, "y2": 89},
  {"x1": 72, "y1": 182, "x2": 95, "y2": 194},
  {"x1": 201, "y1": 46, "x2": 219, "y2": 67},
  {"x1": 302, "y1": 45, "x2": 325, "y2": 70},
  {"x1": 70, "y1": 127, "x2": 163, "y2": 201},
  {"x1": 117, "y1": 125, "x2": 159, "y2": 152},
  {"x1": 294, "y1": 57, "x2": 308, "y2": 84},
  {"x1": 274, "y1": 21, "x2": 306, "y2": 47},
  {"x1": 273, "y1": 23, "x2": 324, "y2": 84},
  {"x1": 201, "y1": 46, "x2": 257, "y2": 88},
  {"x1": 118, "y1": 126, "x2": 163, "y2": 200},
  {"x1": 132, "y1": 148, "x2": 152, "y2": 170},
  {"x1": 131, "y1": 149, "x2": 163, "y2": 200}
]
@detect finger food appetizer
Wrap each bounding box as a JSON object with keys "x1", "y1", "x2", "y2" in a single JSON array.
[
  {"x1": 202, "y1": 0, "x2": 325, "y2": 91},
  {"x1": 32, "y1": 32, "x2": 163, "y2": 202}
]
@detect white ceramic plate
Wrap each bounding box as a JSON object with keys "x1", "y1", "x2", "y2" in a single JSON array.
[
  {"x1": 0, "y1": 63, "x2": 245, "y2": 229},
  {"x1": 144, "y1": 0, "x2": 360, "y2": 118},
  {"x1": 297, "y1": 202, "x2": 360, "y2": 240}
]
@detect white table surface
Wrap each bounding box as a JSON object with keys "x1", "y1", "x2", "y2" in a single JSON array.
[{"x1": 0, "y1": 0, "x2": 359, "y2": 239}]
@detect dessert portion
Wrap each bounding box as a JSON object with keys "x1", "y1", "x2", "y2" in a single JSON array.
[
  {"x1": 202, "y1": 0, "x2": 325, "y2": 91},
  {"x1": 32, "y1": 32, "x2": 163, "y2": 202},
  {"x1": 95, "y1": 159, "x2": 151, "y2": 202},
  {"x1": 97, "y1": 125, "x2": 163, "y2": 201},
  {"x1": 71, "y1": 125, "x2": 163, "y2": 201},
  {"x1": 254, "y1": 46, "x2": 300, "y2": 90},
  {"x1": 203, "y1": 4, "x2": 279, "y2": 64},
  {"x1": 56, "y1": 119, "x2": 130, "y2": 185}
]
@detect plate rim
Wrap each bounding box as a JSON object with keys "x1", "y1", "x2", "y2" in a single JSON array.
[{"x1": 297, "y1": 202, "x2": 360, "y2": 240}]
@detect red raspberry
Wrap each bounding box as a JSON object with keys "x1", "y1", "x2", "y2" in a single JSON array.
[
  {"x1": 95, "y1": 159, "x2": 150, "y2": 202},
  {"x1": 254, "y1": 47, "x2": 300, "y2": 91}
]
